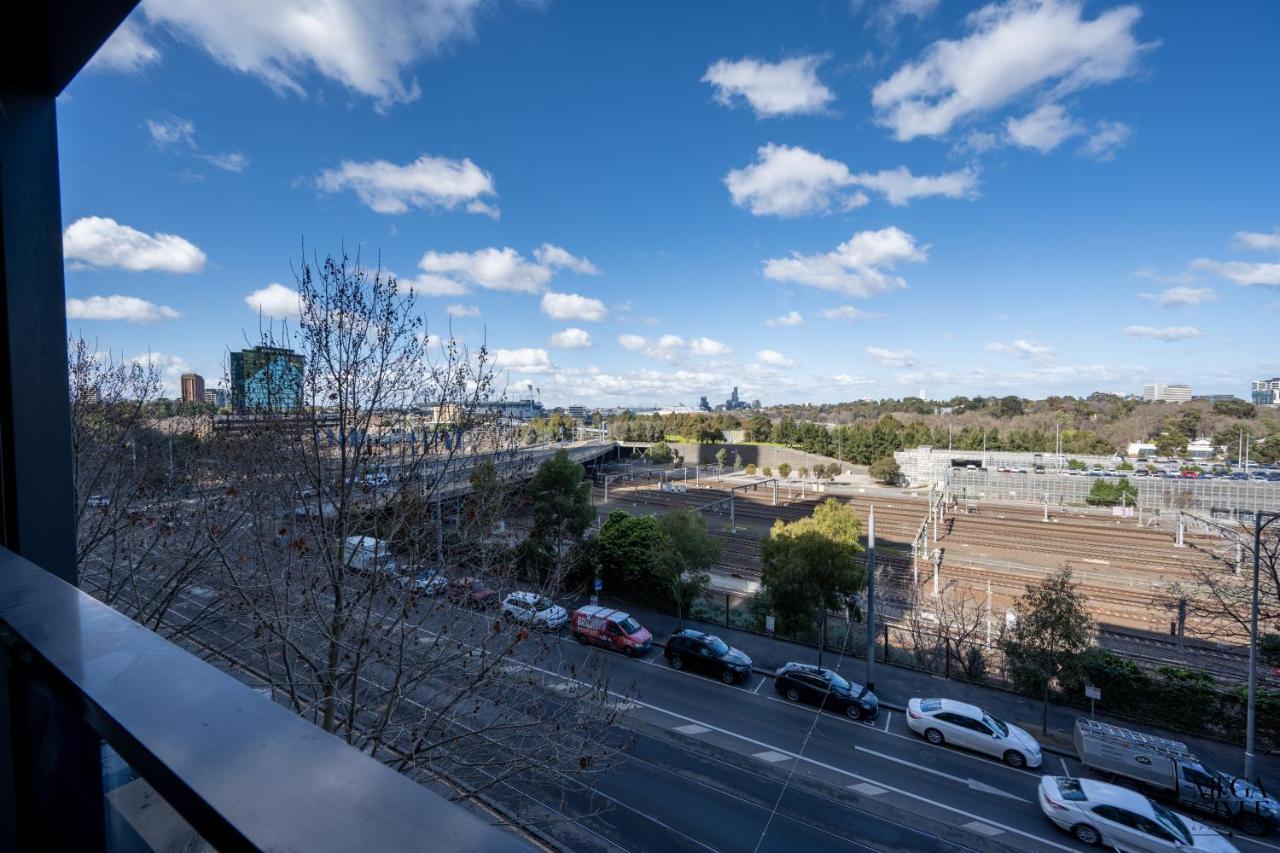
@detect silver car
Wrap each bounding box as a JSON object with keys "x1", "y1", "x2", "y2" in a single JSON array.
[
  {"x1": 502, "y1": 591, "x2": 568, "y2": 630},
  {"x1": 1039, "y1": 776, "x2": 1237, "y2": 851},
  {"x1": 906, "y1": 697, "x2": 1042, "y2": 768}
]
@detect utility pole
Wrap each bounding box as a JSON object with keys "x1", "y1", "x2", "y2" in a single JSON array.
[
  {"x1": 865, "y1": 506, "x2": 877, "y2": 691},
  {"x1": 1245, "y1": 511, "x2": 1278, "y2": 782},
  {"x1": 985, "y1": 579, "x2": 993, "y2": 647},
  {"x1": 932, "y1": 548, "x2": 941, "y2": 597},
  {"x1": 1176, "y1": 597, "x2": 1187, "y2": 651}
]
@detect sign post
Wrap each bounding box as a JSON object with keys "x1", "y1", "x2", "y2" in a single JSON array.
[
  {"x1": 1085, "y1": 684, "x2": 1101, "y2": 719},
  {"x1": 591, "y1": 577, "x2": 602, "y2": 606}
]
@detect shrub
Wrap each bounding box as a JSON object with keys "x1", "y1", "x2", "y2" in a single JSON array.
[
  {"x1": 745, "y1": 463, "x2": 757, "y2": 475},
  {"x1": 869, "y1": 456, "x2": 900, "y2": 484},
  {"x1": 762, "y1": 466, "x2": 772, "y2": 477},
  {"x1": 777, "y1": 463, "x2": 792, "y2": 478}
]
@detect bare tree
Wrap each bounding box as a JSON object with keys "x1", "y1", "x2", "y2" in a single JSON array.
[{"x1": 1164, "y1": 523, "x2": 1280, "y2": 653}]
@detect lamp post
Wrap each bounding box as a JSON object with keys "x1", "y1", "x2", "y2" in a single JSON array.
[
  {"x1": 1245, "y1": 510, "x2": 1279, "y2": 782},
  {"x1": 865, "y1": 506, "x2": 876, "y2": 692}
]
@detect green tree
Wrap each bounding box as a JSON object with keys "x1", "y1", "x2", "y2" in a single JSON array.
[
  {"x1": 733, "y1": 451, "x2": 743, "y2": 469},
  {"x1": 762, "y1": 466, "x2": 772, "y2": 477},
  {"x1": 1155, "y1": 429, "x2": 1189, "y2": 458},
  {"x1": 527, "y1": 450, "x2": 596, "y2": 573},
  {"x1": 798, "y1": 466, "x2": 809, "y2": 479},
  {"x1": 1001, "y1": 567, "x2": 1094, "y2": 732},
  {"x1": 647, "y1": 441, "x2": 673, "y2": 464},
  {"x1": 597, "y1": 510, "x2": 667, "y2": 602},
  {"x1": 745, "y1": 463, "x2": 757, "y2": 475},
  {"x1": 869, "y1": 456, "x2": 900, "y2": 484},
  {"x1": 1085, "y1": 477, "x2": 1137, "y2": 506},
  {"x1": 1213, "y1": 399, "x2": 1256, "y2": 419},
  {"x1": 657, "y1": 510, "x2": 718, "y2": 626},
  {"x1": 745, "y1": 412, "x2": 773, "y2": 443},
  {"x1": 777, "y1": 462, "x2": 791, "y2": 478}
]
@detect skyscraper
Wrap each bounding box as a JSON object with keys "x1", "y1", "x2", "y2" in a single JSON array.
[
  {"x1": 229, "y1": 346, "x2": 305, "y2": 412},
  {"x1": 180, "y1": 373, "x2": 205, "y2": 403}
]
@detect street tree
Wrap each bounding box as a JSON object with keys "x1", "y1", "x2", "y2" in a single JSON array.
[
  {"x1": 528, "y1": 449, "x2": 596, "y2": 572},
  {"x1": 1155, "y1": 428, "x2": 1189, "y2": 458},
  {"x1": 1001, "y1": 566, "x2": 1094, "y2": 732},
  {"x1": 657, "y1": 510, "x2": 718, "y2": 626},
  {"x1": 715, "y1": 447, "x2": 728, "y2": 470},
  {"x1": 777, "y1": 462, "x2": 791, "y2": 479},
  {"x1": 869, "y1": 456, "x2": 900, "y2": 484}
]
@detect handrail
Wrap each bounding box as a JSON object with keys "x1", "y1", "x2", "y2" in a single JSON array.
[{"x1": 0, "y1": 547, "x2": 523, "y2": 852}]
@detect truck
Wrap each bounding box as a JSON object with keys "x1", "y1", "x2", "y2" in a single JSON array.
[
  {"x1": 1073, "y1": 718, "x2": 1279, "y2": 836},
  {"x1": 343, "y1": 536, "x2": 400, "y2": 578}
]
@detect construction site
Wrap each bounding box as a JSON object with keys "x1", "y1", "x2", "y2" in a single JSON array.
[{"x1": 588, "y1": 458, "x2": 1271, "y2": 689}]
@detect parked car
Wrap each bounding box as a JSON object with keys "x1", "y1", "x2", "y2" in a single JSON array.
[
  {"x1": 773, "y1": 663, "x2": 878, "y2": 720},
  {"x1": 570, "y1": 605, "x2": 652, "y2": 656},
  {"x1": 86, "y1": 494, "x2": 111, "y2": 508},
  {"x1": 664, "y1": 629, "x2": 753, "y2": 684},
  {"x1": 906, "y1": 697, "x2": 1042, "y2": 768},
  {"x1": 396, "y1": 567, "x2": 448, "y2": 596},
  {"x1": 501, "y1": 591, "x2": 568, "y2": 630},
  {"x1": 1038, "y1": 776, "x2": 1238, "y2": 850},
  {"x1": 448, "y1": 577, "x2": 497, "y2": 608}
]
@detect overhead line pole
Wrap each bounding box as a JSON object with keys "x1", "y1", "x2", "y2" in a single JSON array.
[{"x1": 865, "y1": 506, "x2": 877, "y2": 692}]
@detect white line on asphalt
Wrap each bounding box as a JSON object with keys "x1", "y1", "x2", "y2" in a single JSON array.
[
  {"x1": 961, "y1": 820, "x2": 1004, "y2": 837},
  {"x1": 848, "y1": 782, "x2": 888, "y2": 797},
  {"x1": 753, "y1": 675, "x2": 766, "y2": 694},
  {"x1": 674, "y1": 724, "x2": 712, "y2": 735},
  {"x1": 1060, "y1": 757, "x2": 1071, "y2": 777},
  {"x1": 853, "y1": 746, "x2": 1032, "y2": 804},
  {"x1": 883, "y1": 711, "x2": 892, "y2": 733},
  {"x1": 752, "y1": 750, "x2": 792, "y2": 764}
]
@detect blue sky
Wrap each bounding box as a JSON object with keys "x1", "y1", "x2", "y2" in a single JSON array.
[{"x1": 60, "y1": 0, "x2": 1280, "y2": 407}]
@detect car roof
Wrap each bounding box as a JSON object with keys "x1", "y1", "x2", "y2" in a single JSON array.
[
  {"x1": 923, "y1": 698, "x2": 985, "y2": 719},
  {"x1": 575, "y1": 604, "x2": 630, "y2": 621},
  {"x1": 676, "y1": 628, "x2": 707, "y2": 639},
  {"x1": 505, "y1": 590, "x2": 538, "y2": 602},
  {"x1": 1072, "y1": 778, "x2": 1159, "y2": 816}
]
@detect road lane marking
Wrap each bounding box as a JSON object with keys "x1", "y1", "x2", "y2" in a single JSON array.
[
  {"x1": 753, "y1": 675, "x2": 767, "y2": 694},
  {"x1": 962, "y1": 820, "x2": 1004, "y2": 837},
  {"x1": 1060, "y1": 757, "x2": 1071, "y2": 777},
  {"x1": 853, "y1": 746, "x2": 1032, "y2": 804},
  {"x1": 848, "y1": 783, "x2": 888, "y2": 796},
  {"x1": 752, "y1": 750, "x2": 793, "y2": 763},
  {"x1": 674, "y1": 724, "x2": 711, "y2": 735},
  {"x1": 883, "y1": 711, "x2": 892, "y2": 733}
]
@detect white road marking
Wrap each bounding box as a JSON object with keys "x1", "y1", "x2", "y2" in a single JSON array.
[
  {"x1": 752, "y1": 675, "x2": 767, "y2": 694},
  {"x1": 1060, "y1": 757, "x2": 1071, "y2": 777},
  {"x1": 674, "y1": 724, "x2": 711, "y2": 735},
  {"x1": 962, "y1": 820, "x2": 1004, "y2": 837},
  {"x1": 854, "y1": 746, "x2": 1031, "y2": 804},
  {"x1": 883, "y1": 711, "x2": 892, "y2": 733},
  {"x1": 848, "y1": 782, "x2": 888, "y2": 796},
  {"x1": 752, "y1": 750, "x2": 792, "y2": 763}
]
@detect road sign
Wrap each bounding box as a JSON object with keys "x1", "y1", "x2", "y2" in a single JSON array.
[
  {"x1": 765, "y1": 615, "x2": 776, "y2": 634},
  {"x1": 1085, "y1": 685, "x2": 1101, "y2": 700},
  {"x1": 594, "y1": 578, "x2": 603, "y2": 592}
]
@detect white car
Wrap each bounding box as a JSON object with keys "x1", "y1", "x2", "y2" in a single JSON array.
[
  {"x1": 1038, "y1": 776, "x2": 1238, "y2": 851},
  {"x1": 906, "y1": 697, "x2": 1043, "y2": 768},
  {"x1": 396, "y1": 567, "x2": 448, "y2": 596},
  {"x1": 502, "y1": 591, "x2": 568, "y2": 630}
]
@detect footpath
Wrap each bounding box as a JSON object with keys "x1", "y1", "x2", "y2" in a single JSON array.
[{"x1": 592, "y1": 595, "x2": 1280, "y2": 786}]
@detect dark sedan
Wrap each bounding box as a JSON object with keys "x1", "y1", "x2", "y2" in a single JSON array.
[
  {"x1": 664, "y1": 629, "x2": 753, "y2": 684},
  {"x1": 774, "y1": 662, "x2": 879, "y2": 720}
]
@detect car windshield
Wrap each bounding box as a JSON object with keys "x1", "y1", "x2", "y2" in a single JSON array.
[
  {"x1": 706, "y1": 636, "x2": 730, "y2": 656},
  {"x1": 618, "y1": 616, "x2": 641, "y2": 634},
  {"x1": 534, "y1": 598, "x2": 553, "y2": 611},
  {"x1": 984, "y1": 715, "x2": 1009, "y2": 737},
  {"x1": 823, "y1": 670, "x2": 852, "y2": 693},
  {"x1": 1148, "y1": 800, "x2": 1192, "y2": 846}
]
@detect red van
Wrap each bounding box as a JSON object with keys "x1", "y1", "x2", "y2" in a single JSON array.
[{"x1": 570, "y1": 606, "x2": 652, "y2": 656}]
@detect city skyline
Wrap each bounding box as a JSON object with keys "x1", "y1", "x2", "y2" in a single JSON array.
[{"x1": 60, "y1": 1, "x2": 1280, "y2": 405}]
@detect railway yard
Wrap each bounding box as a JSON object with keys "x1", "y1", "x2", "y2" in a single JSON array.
[{"x1": 592, "y1": 469, "x2": 1263, "y2": 684}]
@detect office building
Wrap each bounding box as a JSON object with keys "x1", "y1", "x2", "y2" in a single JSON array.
[
  {"x1": 566, "y1": 405, "x2": 589, "y2": 420},
  {"x1": 204, "y1": 388, "x2": 228, "y2": 408},
  {"x1": 1141, "y1": 383, "x2": 1192, "y2": 403},
  {"x1": 1192, "y1": 394, "x2": 1240, "y2": 403},
  {"x1": 1252, "y1": 378, "x2": 1280, "y2": 407},
  {"x1": 180, "y1": 373, "x2": 205, "y2": 403},
  {"x1": 230, "y1": 346, "x2": 305, "y2": 412},
  {"x1": 724, "y1": 386, "x2": 750, "y2": 411}
]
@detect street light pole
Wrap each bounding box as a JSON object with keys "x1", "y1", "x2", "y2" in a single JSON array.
[
  {"x1": 865, "y1": 506, "x2": 876, "y2": 692},
  {"x1": 1245, "y1": 511, "x2": 1278, "y2": 781}
]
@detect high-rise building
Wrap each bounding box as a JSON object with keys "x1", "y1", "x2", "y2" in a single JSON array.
[
  {"x1": 1252, "y1": 378, "x2": 1280, "y2": 407},
  {"x1": 180, "y1": 373, "x2": 205, "y2": 403},
  {"x1": 697, "y1": 396, "x2": 711, "y2": 412},
  {"x1": 566, "y1": 405, "x2": 588, "y2": 420},
  {"x1": 1142, "y1": 383, "x2": 1192, "y2": 403},
  {"x1": 229, "y1": 346, "x2": 305, "y2": 412},
  {"x1": 204, "y1": 388, "x2": 228, "y2": 408}
]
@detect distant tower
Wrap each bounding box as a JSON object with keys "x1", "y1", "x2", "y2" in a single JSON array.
[
  {"x1": 918, "y1": 388, "x2": 928, "y2": 401},
  {"x1": 180, "y1": 373, "x2": 205, "y2": 403}
]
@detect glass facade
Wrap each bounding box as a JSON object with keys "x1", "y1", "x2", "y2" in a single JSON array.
[{"x1": 229, "y1": 346, "x2": 305, "y2": 412}]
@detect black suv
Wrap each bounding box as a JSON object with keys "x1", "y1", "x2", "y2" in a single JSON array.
[
  {"x1": 664, "y1": 629, "x2": 753, "y2": 684},
  {"x1": 773, "y1": 662, "x2": 879, "y2": 720}
]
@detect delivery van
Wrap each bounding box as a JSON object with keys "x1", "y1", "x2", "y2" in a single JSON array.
[{"x1": 570, "y1": 605, "x2": 652, "y2": 656}]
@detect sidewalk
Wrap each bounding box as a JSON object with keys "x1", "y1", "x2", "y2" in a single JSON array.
[{"x1": 598, "y1": 596, "x2": 1280, "y2": 786}]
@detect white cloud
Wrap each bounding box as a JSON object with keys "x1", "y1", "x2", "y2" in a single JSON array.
[
  {"x1": 533, "y1": 244, "x2": 601, "y2": 275},
  {"x1": 420, "y1": 247, "x2": 549, "y2": 293},
  {"x1": 821, "y1": 305, "x2": 882, "y2": 321},
  {"x1": 764, "y1": 310, "x2": 804, "y2": 327},
  {"x1": 763, "y1": 226, "x2": 927, "y2": 297},
  {"x1": 318, "y1": 154, "x2": 496, "y2": 215},
  {"x1": 657, "y1": 334, "x2": 686, "y2": 349},
  {"x1": 1079, "y1": 120, "x2": 1133, "y2": 159},
  {"x1": 756, "y1": 349, "x2": 796, "y2": 368},
  {"x1": 66, "y1": 295, "x2": 181, "y2": 323},
  {"x1": 203, "y1": 152, "x2": 249, "y2": 173},
  {"x1": 690, "y1": 337, "x2": 730, "y2": 356},
  {"x1": 1234, "y1": 228, "x2": 1280, "y2": 252},
  {"x1": 540, "y1": 292, "x2": 607, "y2": 322},
  {"x1": 725, "y1": 144, "x2": 974, "y2": 217},
  {"x1": 88, "y1": 19, "x2": 161, "y2": 74},
  {"x1": 1191, "y1": 259, "x2": 1280, "y2": 288},
  {"x1": 702, "y1": 55, "x2": 834, "y2": 117},
  {"x1": 63, "y1": 217, "x2": 206, "y2": 274},
  {"x1": 549, "y1": 328, "x2": 592, "y2": 349},
  {"x1": 409, "y1": 273, "x2": 469, "y2": 297},
  {"x1": 984, "y1": 339, "x2": 1054, "y2": 359},
  {"x1": 867, "y1": 0, "x2": 940, "y2": 33},
  {"x1": 618, "y1": 334, "x2": 648, "y2": 351},
  {"x1": 446, "y1": 304, "x2": 480, "y2": 317},
  {"x1": 1004, "y1": 103, "x2": 1082, "y2": 152},
  {"x1": 140, "y1": 0, "x2": 486, "y2": 109},
  {"x1": 146, "y1": 116, "x2": 195, "y2": 148},
  {"x1": 866, "y1": 346, "x2": 918, "y2": 367},
  {"x1": 494, "y1": 347, "x2": 553, "y2": 373},
  {"x1": 872, "y1": 0, "x2": 1148, "y2": 140},
  {"x1": 1123, "y1": 325, "x2": 1203, "y2": 341},
  {"x1": 130, "y1": 352, "x2": 194, "y2": 397},
  {"x1": 1138, "y1": 286, "x2": 1219, "y2": 308},
  {"x1": 245, "y1": 283, "x2": 303, "y2": 318},
  {"x1": 832, "y1": 374, "x2": 878, "y2": 386}
]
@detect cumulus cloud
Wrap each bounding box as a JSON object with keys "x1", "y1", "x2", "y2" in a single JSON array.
[
  {"x1": 756, "y1": 349, "x2": 796, "y2": 368},
  {"x1": 702, "y1": 55, "x2": 834, "y2": 117},
  {"x1": 88, "y1": 19, "x2": 161, "y2": 73},
  {"x1": 541, "y1": 292, "x2": 607, "y2": 322},
  {"x1": 618, "y1": 334, "x2": 648, "y2": 351},
  {"x1": 763, "y1": 226, "x2": 927, "y2": 297},
  {"x1": 765, "y1": 310, "x2": 804, "y2": 327},
  {"x1": 533, "y1": 244, "x2": 601, "y2": 275},
  {"x1": 493, "y1": 347, "x2": 553, "y2": 373},
  {"x1": 984, "y1": 339, "x2": 1054, "y2": 359},
  {"x1": 245, "y1": 283, "x2": 303, "y2": 318},
  {"x1": 822, "y1": 305, "x2": 883, "y2": 321},
  {"x1": 409, "y1": 273, "x2": 470, "y2": 297},
  {"x1": 420, "y1": 247, "x2": 549, "y2": 293},
  {"x1": 1004, "y1": 103, "x2": 1083, "y2": 152},
  {"x1": 1234, "y1": 228, "x2": 1280, "y2": 252},
  {"x1": 872, "y1": 0, "x2": 1149, "y2": 140},
  {"x1": 318, "y1": 154, "x2": 496, "y2": 215},
  {"x1": 866, "y1": 346, "x2": 918, "y2": 367},
  {"x1": 146, "y1": 116, "x2": 196, "y2": 148},
  {"x1": 66, "y1": 295, "x2": 181, "y2": 323},
  {"x1": 136, "y1": 0, "x2": 486, "y2": 109},
  {"x1": 130, "y1": 351, "x2": 194, "y2": 396},
  {"x1": 446, "y1": 304, "x2": 480, "y2": 317},
  {"x1": 725, "y1": 144, "x2": 975, "y2": 217},
  {"x1": 63, "y1": 216, "x2": 206, "y2": 273},
  {"x1": 1079, "y1": 120, "x2": 1133, "y2": 160},
  {"x1": 1138, "y1": 287, "x2": 1218, "y2": 308},
  {"x1": 1191, "y1": 259, "x2": 1280, "y2": 288},
  {"x1": 549, "y1": 328, "x2": 592, "y2": 349},
  {"x1": 689, "y1": 337, "x2": 730, "y2": 356},
  {"x1": 832, "y1": 374, "x2": 877, "y2": 386},
  {"x1": 1123, "y1": 325, "x2": 1203, "y2": 341}
]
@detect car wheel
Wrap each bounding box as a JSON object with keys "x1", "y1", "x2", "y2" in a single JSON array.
[
  {"x1": 720, "y1": 669, "x2": 736, "y2": 684},
  {"x1": 1070, "y1": 823, "x2": 1100, "y2": 846},
  {"x1": 669, "y1": 655, "x2": 685, "y2": 670},
  {"x1": 502, "y1": 609, "x2": 514, "y2": 621},
  {"x1": 924, "y1": 728, "x2": 945, "y2": 746},
  {"x1": 1003, "y1": 750, "x2": 1026, "y2": 769},
  {"x1": 845, "y1": 705, "x2": 862, "y2": 720},
  {"x1": 1236, "y1": 811, "x2": 1271, "y2": 837},
  {"x1": 574, "y1": 633, "x2": 588, "y2": 645},
  {"x1": 785, "y1": 687, "x2": 801, "y2": 702},
  {"x1": 623, "y1": 645, "x2": 635, "y2": 657}
]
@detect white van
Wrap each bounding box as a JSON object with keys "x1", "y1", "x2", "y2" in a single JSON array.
[{"x1": 344, "y1": 536, "x2": 399, "y2": 577}]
